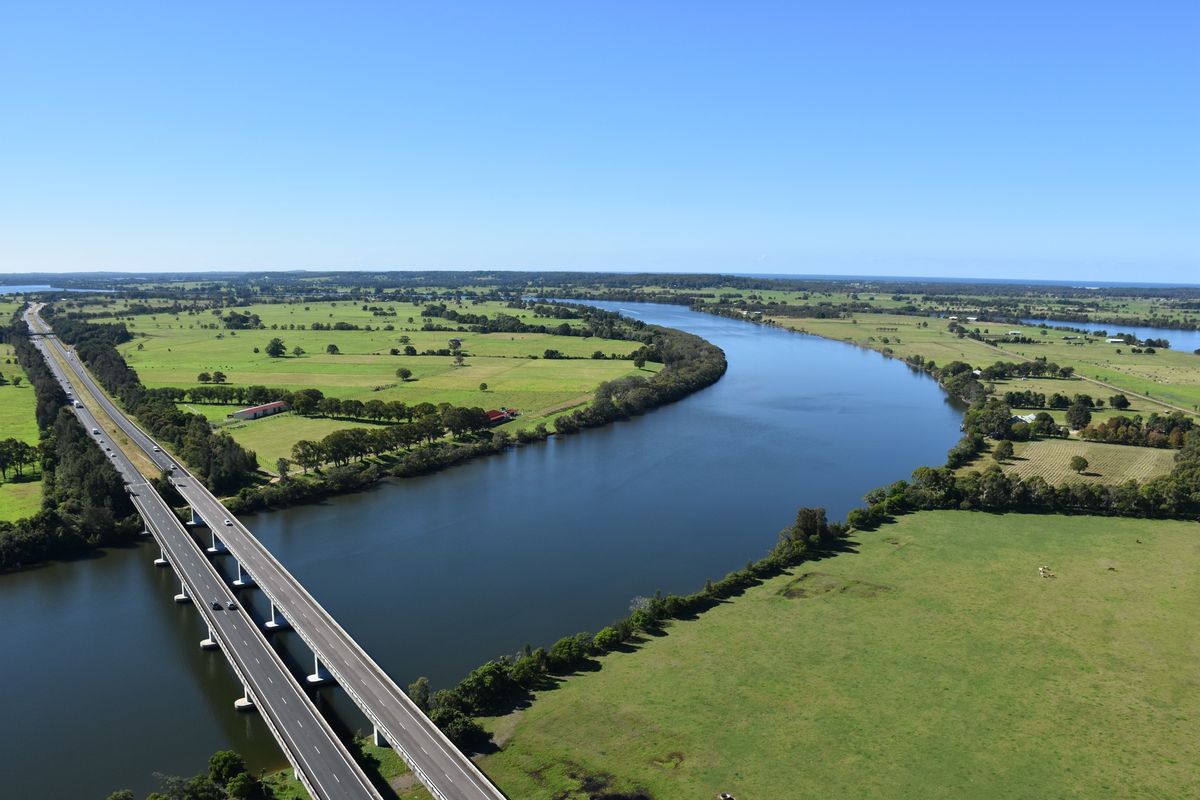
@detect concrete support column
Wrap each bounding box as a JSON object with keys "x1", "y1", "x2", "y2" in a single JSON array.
[
  {"x1": 264, "y1": 601, "x2": 290, "y2": 632},
  {"x1": 234, "y1": 685, "x2": 256, "y2": 711},
  {"x1": 173, "y1": 581, "x2": 191, "y2": 604},
  {"x1": 232, "y1": 561, "x2": 255, "y2": 589},
  {"x1": 153, "y1": 548, "x2": 168, "y2": 567},
  {"x1": 200, "y1": 627, "x2": 218, "y2": 650},
  {"x1": 189, "y1": 507, "x2": 204, "y2": 528},
  {"x1": 206, "y1": 531, "x2": 226, "y2": 555},
  {"x1": 306, "y1": 653, "x2": 333, "y2": 685},
  {"x1": 372, "y1": 725, "x2": 388, "y2": 748}
]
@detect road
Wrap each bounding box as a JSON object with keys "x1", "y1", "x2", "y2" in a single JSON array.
[
  {"x1": 26, "y1": 306, "x2": 507, "y2": 800},
  {"x1": 27, "y1": 318, "x2": 381, "y2": 800}
]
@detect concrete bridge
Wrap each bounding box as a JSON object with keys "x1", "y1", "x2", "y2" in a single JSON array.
[{"x1": 27, "y1": 306, "x2": 506, "y2": 800}]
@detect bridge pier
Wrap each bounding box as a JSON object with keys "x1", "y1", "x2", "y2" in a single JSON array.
[
  {"x1": 372, "y1": 725, "x2": 388, "y2": 748},
  {"x1": 188, "y1": 507, "x2": 205, "y2": 528},
  {"x1": 264, "y1": 601, "x2": 290, "y2": 632},
  {"x1": 173, "y1": 582, "x2": 191, "y2": 604},
  {"x1": 232, "y1": 561, "x2": 255, "y2": 589},
  {"x1": 153, "y1": 547, "x2": 168, "y2": 567},
  {"x1": 200, "y1": 626, "x2": 219, "y2": 650},
  {"x1": 206, "y1": 531, "x2": 226, "y2": 555},
  {"x1": 306, "y1": 654, "x2": 334, "y2": 686},
  {"x1": 234, "y1": 685, "x2": 256, "y2": 711}
]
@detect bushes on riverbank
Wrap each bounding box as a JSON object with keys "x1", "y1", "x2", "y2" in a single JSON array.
[{"x1": 414, "y1": 506, "x2": 845, "y2": 748}]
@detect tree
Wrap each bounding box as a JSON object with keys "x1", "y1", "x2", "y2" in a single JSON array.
[
  {"x1": 396, "y1": 367, "x2": 413, "y2": 381},
  {"x1": 633, "y1": 354, "x2": 646, "y2": 369},
  {"x1": 197, "y1": 372, "x2": 212, "y2": 383},
  {"x1": 265, "y1": 337, "x2": 286, "y2": 357},
  {"x1": 403, "y1": 345, "x2": 417, "y2": 356},
  {"x1": 211, "y1": 371, "x2": 227, "y2": 384},
  {"x1": 1110, "y1": 393, "x2": 1131, "y2": 409},
  {"x1": 292, "y1": 345, "x2": 305, "y2": 357},
  {"x1": 408, "y1": 676, "x2": 430, "y2": 712},
  {"x1": 105, "y1": 792, "x2": 135, "y2": 800},
  {"x1": 453, "y1": 352, "x2": 465, "y2": 367},
  {"x1": 276, "y1": 457, "x2": 291, "y2": 479},
  {"x1": 208, "y1": 749, "x2": 246, "y2": 786},
  {"x1": 993, "y1": 440, "x2": 1014, "y2": 462},
  {"x1": 1065, "y1": 401, "x2": 1092, "y2": 430},
  {"x1": 1070, "y1": 455, "x2": 1089, "y2": 474},
  {"x1": 11, "y1": 376, "x2": 20, "y2": 387},
  {"x1": 479, "y1": 382, "x2": 488, "y2": 392},
  {"x1": 326, "y1": 343, "x2": 340, "y2": 354}
]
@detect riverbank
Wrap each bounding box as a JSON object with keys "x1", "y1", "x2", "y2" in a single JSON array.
[{"x1": 478, "y1": 510, "x2": 1200, "y2": 800}]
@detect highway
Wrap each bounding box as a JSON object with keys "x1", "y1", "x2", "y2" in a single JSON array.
[
  {"x1": 27, "y1": 317, "x2": 382, "y2": 800},
  {"x1": 26, "y1": 306, "x2": 507, "y2": 800}
]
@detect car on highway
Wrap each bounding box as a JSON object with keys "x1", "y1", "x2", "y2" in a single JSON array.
[
  {"x1": 210, "y1": 600, "x2": 223, "y2": 610},
  {"x1": 224, "y1": 519, "x2": 233, "y2": 526},
  {"x1": 226, "y1": 600, "x2": 237, "y2": 610},
  {"x1": 92, "y1": 428, "x2": 100, "y2": 434},
  {"x1": 153, "y1": 446, "x2": 161, "y2": 452}
]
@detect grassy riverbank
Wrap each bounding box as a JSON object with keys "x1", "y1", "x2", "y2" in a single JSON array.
[{"x1": 479, "y1": 510, "x2": 1200, "y2": 800}]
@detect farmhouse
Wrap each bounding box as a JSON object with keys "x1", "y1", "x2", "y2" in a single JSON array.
[
  {"x1": 486, "y1": 408, "x2": 520, "y2": 426},
  {"x1": 228, "y1": 400, "x2": 289, "y2": 421},
  {"x1": 1107, "y1": 337, "x2": 1125, "y2": 344}
]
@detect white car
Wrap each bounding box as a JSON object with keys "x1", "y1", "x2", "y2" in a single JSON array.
[
  {"x1": 153, "y1": 446, "x2": 161, "y2": 452},
  {"x1": 224, "y1": 519, "x2": 233, "y2": 526}
]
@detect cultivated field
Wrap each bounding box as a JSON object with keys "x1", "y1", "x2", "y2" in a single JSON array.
[
  {"x1": 0, "y1": 340, "x2": 42, "y2": 521},
  {"x1": 480, "y1": 511, "x2": 1200, "y2": 800},
  {"x1": 1002, "y1": 439, "x2": 1177, "y2": 485}
]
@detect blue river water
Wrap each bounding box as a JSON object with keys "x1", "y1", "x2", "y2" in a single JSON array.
[{"x1": 0, "y1": 301, "x2": 965, "y2": 797}]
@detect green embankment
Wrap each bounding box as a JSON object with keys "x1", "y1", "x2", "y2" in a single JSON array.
[{"x1": 481, "y1": 511, "x2": 1200, "y2": 800}]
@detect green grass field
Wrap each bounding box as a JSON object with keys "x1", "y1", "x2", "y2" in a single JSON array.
[
  {"x1": 1001, "y1": 439, "x2": 1177, "y2": 485},
  {"x1": 65, "y1": 298, "x2": 657, "y2": 469},
  {"x1": 772, "y1": 313, "x2": 1200, "y2": 415},
  {"x1": 0, "y1": 340, "x2": 43, "y2": 521},
  {"x1": 480, "y1": 511, "x2": 1200, "y2": 800}
]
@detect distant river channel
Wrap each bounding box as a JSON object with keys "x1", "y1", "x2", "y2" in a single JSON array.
[{"x1": 0, "y1": 301, "x2": 965, "y2": 798}]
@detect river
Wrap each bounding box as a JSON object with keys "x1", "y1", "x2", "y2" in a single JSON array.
[
  {"x1": 0, "y1": 301, "x2": 964, "y2": 798},
  {"x1": 1021, "y1": 318, "x2": 1200, "y2": 352}
]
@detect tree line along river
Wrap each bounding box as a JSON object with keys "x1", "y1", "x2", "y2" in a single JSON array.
[{"x1": 1, "y1": 300, "x2": 966, "y2": 798}]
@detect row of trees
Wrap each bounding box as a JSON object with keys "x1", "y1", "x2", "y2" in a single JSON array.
[
  {"x1": 1080, "y1": 412, "x2": 1194, "y2": 448},
  {"x1": 1001, "y1": 390, "x2": 1124, "y2": 410},
  {"x1": 289, "y1": 405, "x2": 494, "y2": 471},
  {"x1": 413, "y1": 506, "x2": 846, "y2": 747},
  {"x1": 46, "y1": 312, "x2": 259, "y2": 494}
]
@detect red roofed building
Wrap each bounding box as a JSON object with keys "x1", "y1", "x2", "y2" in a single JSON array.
[{"x1": 227, "y1": 400, "x2": 290, "y2": 421}]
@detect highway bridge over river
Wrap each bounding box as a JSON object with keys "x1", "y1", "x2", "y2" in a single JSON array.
[{"x1": 26, "y1": 306, "x2": 506, "y2": 800}]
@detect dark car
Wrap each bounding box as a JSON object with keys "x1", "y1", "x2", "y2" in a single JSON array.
[{"x1": 210, "y1": 600, "x2": 222, "y2": 610}]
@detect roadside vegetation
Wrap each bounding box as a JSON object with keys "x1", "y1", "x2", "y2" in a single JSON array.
[{"x1": 0, "y1": 337, "x2": 43, "y2": 520}]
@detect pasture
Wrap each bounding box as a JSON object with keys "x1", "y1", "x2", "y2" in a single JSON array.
[
  {"x1": 0, "y1": 340, "x2": 42, "y2": 522},
  {"x1": 1001, "y1": 438, "x2": 1177, "y2": 485},
  {"x1": 480, "y1": 511, "x2": 1200, "y2": 800},
  {"x1": 78, "y1": 299, "x2": 655, "y2": 469},
  {"x1": 775, "y1": 312, "x2": 1200, "y2": 416}
]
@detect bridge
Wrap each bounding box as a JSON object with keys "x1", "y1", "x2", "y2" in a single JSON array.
[{"x1": 26, "y1": 306, "x2": 506, "y2": 800}]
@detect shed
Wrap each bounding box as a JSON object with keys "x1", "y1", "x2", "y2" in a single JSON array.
[{"x1": 228, "y1": 401, "x2": 289, "y2": 421}]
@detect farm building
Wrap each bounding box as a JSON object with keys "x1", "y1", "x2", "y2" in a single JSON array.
[
  {"x1": 1107, "y1": 337, "x2": 1126, "y2": 344},
  {"x1": 486, "y1": 408, "x2": 520, "y2": 426},
  {"x1": 228, "y1": 400, "x2": 289, "y2": 421}
]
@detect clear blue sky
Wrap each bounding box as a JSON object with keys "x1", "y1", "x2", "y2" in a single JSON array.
[{"x1": 1, "y1": 1, "x2": 1196, "y2": 280}]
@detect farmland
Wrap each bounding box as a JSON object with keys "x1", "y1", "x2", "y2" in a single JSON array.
[
  {"x1": 0, "y1": 337, "x2": 42, "y2": 522},
  {"x1": 480, "y1": 511, "x2": 1200, "y2": 800},
  {"x1": 65, "y1": 298, "x2": 656, "y2": 469},
  {"x1": 769, "y1": 312, "x2": 1200, "y2": 414},
  {"x1": 1000, "y1": 438, "x2": 1177, "y2": 485}
]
